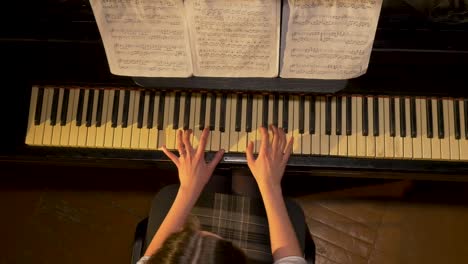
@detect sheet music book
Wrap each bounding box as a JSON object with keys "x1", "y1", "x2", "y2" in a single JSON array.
[
  {"x1": 280, "y1": 0, "x2": 383, "y2": 79},
  {"x1": 90, "y1": 0, "x2": 280, "y2": 78},
  {"x1": 184, "y1": 0, "x2": 281, "y2": 77}
]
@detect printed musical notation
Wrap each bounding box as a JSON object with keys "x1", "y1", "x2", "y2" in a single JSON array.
[
  {"x1": 280, "y1": 0, "x2": 383, "y2": 79},
  {"x1": 185, "y1": 0, "x2": 280, "y2": 77},
  {"x1": 90, "y1": 0, "x2": 192, "y2": 77}
]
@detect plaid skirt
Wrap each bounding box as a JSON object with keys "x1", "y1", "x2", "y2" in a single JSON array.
[{"x1": 145, "y1": 185, "x2": 305, "y2": 263}]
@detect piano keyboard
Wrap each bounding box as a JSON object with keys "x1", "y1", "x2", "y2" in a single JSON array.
[{"x1": 25, "y1": 86, "x2": 468, "y2": 161}]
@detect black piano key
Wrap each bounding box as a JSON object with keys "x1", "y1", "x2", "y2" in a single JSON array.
[
  {"x1": 173, "y1": 92, "x2": 181, "y2": 129},
  {"x1": 389, "y1": 97, "x2": 396, "y2": 137},
  {"x1": 60, "y1": 89, "x2": 70, "y2": 126},
  {"x1": 50, "y1": 88, "x2": 60, "y2": 126},
  {"x1": 219, "y1": 94, "x2": 227, "y2": 132},
  {"x1": 336, "y1": 97, "x2": 342, "y2": 135},
  {"x1": 199, "y1": 93, "x2": 207, "y2": 130},
  {"x1": 95, "y1": 90, "x2": 104, "y2": 127},
  {"x1": 111, "y1": 90, "x2": 120, "y2": 128},
  {"x1": 299, "y1": 96, "x2": 305, "y2": 134},
  {"x1": 209, "y1": 93, "x2": 216, "y2": 130},
  {"x1": 262, "y1": 95, "x2": 269, "y2": 128},
  {"x1": 426, "y1": 99, "x2": 433, "y2": 138},
  {"x1": 454, "y1": 100, "x2": 461, "y2": 140},
  {"x1": 235, "y1": 94, "x2": 242, "y2": 132},
  {"x1": 246, "y1": 94, "x2": 253, "y2": 132},
  {"x1": 137, "y1": 91, "x2": 146, "y2": 129},
  {"x1": 399, "y1": 97, "x2": 406, "y2": 137},
  {"x1": 410, "y1": 97, "x2": 417, "y2": 138},
  {"x1": 325, "y1": 96, "x2": 332, "y2": 135},
  {"x1": 85, "y1": 90, "x2": 95, "y2": 127},
  {"x1": 346, "y1": 96, "x2": 352, "y2": 135},
  {"x1": 437, "y1": 99, "x2": 444, "y2": 138},
  {"x1": 76, "y1": 89, "x2": 85, "y2": 127},
  {"x1": 464, "y1": 99, "x2": 468, "y2": 139},
  {"x1": 183, "y1": 93, "x2": 191, "y2": 130},
  {"x1": 372, "y1": 97, "x2": 379, "y2": 136},
  {"x1": 157, "y1": 92, "x2": 165, "y2": 130},
  {"x1": 122, "y1": 90, "x2": 131, "y2": 128},
  {"x1": 362, "y1": 97, "x2": 368, "y2": 136},
  {"x1": 34, "y1": 87, "x2": 45, "y2": 125},
  {"x1": 273, "y1": 94, "x2": 279, "y2": 127},
  {"x1": 309, "y1": 96, "x2": 316, "y2": 134},
  {"x1": 282, "y1": 95, "x2": 289, "y2": 132},
  {"x1": 147, "y1": 91, "x2": 156, "y2": 129}
]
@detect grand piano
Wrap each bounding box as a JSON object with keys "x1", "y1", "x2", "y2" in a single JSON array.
[{"x1": 1, "y1": 0, "x2": 468, "y2": 180}]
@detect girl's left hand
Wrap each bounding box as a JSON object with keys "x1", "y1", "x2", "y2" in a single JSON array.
[{"x1": 162, "y1": 128, "x2": 224, "y2": 194}]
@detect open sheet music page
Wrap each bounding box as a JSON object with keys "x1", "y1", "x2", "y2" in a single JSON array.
[
  {"x1": 280, "y1": 0, "x2": 383, "y2": 79},
  {"x1": 185, "y1": 0, "x2": 281, "y2": 77},
  {"x1": 90, "y1": 0, "x2": 192, "y2": 77}
]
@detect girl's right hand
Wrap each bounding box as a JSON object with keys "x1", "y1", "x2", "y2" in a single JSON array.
[{"x1": 245, "y1": 125, "x2": 294, "y2": 190}]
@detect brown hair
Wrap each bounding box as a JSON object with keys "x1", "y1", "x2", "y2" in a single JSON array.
[{"x1": 147, "y1": 217, "x2": 248, "y2": 264}]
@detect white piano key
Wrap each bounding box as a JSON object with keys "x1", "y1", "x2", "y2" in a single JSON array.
[
  {"x1": 366, "y1": 97, "x2": 375, "y2": 157},
  {"x1": 287, "y1": 95, "x2": 294, "y2": 153},
  {"x1": 25, "y1": 86, "x2": 39, "y2": 145},
  {"x1": 302, "y1": 96, "x2": 311, "y2": 155},
  {"x1": 268, "y1": 95, "x2": 274, "y2": 143},
  {"x1": 292, "y1": 96, "x2": 301, "y2": 154},
  {"x1": 329, "y1": 97, "x2": 338, "y2": 156},
  {"x1": 112, "y1": 90, "x2": 125, "y2": 148},
  {"x1": 393, "y1": 97, "x2": 403, "y2": 158},
  {"x1": 220, "y1": 94, "x2": 232, "y2": 152},
  {"x1": 95, "y1": 90, "x2": 110, "y2": 148},
  {"x1": 51, "y1": 88, "x2": 64, "y2": 146},
  {"x1": 229, "y1": 94, "x2": 238, "y2": 153},
  {"x1": 42, "y1": 88, "x2": 56, "y2": 146},
  {"x1": 192, "y1": 93, "x2": 201, "y2": 149},
  {"x1": 440, "y1": 99, "x2": 451, "y2": 160},
  {"x1": 68, "y1": 89, "x2": 81, "y2": 147},
  {"x1": 448, "y1": 100, "x2": 459, "y2": 160},
  {"x1": 383, "y1": 97, "x2": 394, "y2": 158},
  {"x1": 164, "y1": 92, "x2": 176, "y2": 150},
  {"x1": 246, "y1": 95, "x2": 257, "y2": 153},
  {"x1": 76, "y1": 89, "x2": 89, "y2": 147},
  {"x1": 238, "y1": 94, "x2": 248, "y2": 153},
  {"x1": 148, "y1": 92, "x2": 160, "y2": 150},
  {"x1": 375, "y1": 97, "x2": 385, "y2": 158},
  {"x1": 403, "y1": 98, "x2": 413, "y2": 158},
  {"x1": 459, "y1": 100, "x2": 468, "y2": 160},
  {"x1": 122, "y1": 91, "x2": 135, "y2": 149},
  {"x1": 319, "y1": 97, "x2": 329, "y2": 155},
  {"x1": 278, "y1": 96, "x2": 283, "y2": 130},
  {"x1": 431, "y1": 98, "x2": 441, "y2": 159},
  {"x1": 347, "y1": 97, "x2": 357, "y2": 157},
  {"x1": 139, "y1": 92, "x2": 151, "y2": 149},
  {"x1": 206, "y1": 94, "x2": 213, "y2": 150},
  {"x1": 60, "y1": 90, "x2": 75, "y2": 146},
  {"x1": 421, "y1": 99, "x2": 432, "y2": 159},
  {"x1": 253, "y1": 95, "x2": 262, "y2": 154},
  {"x1": 157, "y1": 92, "x2": 170, "y2": 149},
  {"x1": 356, "y1": 96, "x2": 366, "y2": 157},
  {"x1": 103, "y1": 90, "x2": 115, "y2": 148},
  {"x1": 86, "y1": 89, "x2": 99, "y2": 147},
  {"x1": 338, "y1": 96, "x2": 348, "y2": 156},
  {"x1": 311, "y1": 96, "x2": 321, "y2": 155},
  {"x1": 412, "y1": 98, "x2": 423, "y2": 159},
  {"x1": 33, "y1": 88, "x2": 50, "y2": 145},
  {"x1": 211, "y1": 94, "x2": 222, "y2": 151},
  {"x1": 130, "y1": 91, "x2": 142, "y2": 149},
  {"x1": 188, "y1": 93, "x2": 196, "y2": 143}
]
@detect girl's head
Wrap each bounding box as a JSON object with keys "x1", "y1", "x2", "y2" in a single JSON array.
[{"x1": 147, "y1": 217, "x2": 247, "y2": 264}]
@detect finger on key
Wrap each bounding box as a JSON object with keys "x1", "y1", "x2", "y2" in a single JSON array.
[{"x1": 183, "y1": 129, "x2": 194, "y2": 157}]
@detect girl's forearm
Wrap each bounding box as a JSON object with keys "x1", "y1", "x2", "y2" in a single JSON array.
[
  {"x1": 144, "y1": 186, "x2": 201, "y2": 256},
  {"x1": 259, "y1": 184, "x2": 302, "y2": 261}
]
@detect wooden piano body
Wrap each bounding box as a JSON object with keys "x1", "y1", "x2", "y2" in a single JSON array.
[{"x1": 1, "y1": 0, "x2": 468, "y2": 181}]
